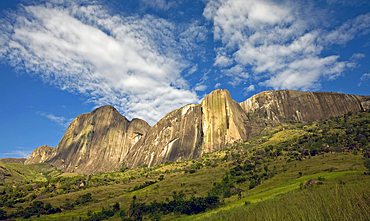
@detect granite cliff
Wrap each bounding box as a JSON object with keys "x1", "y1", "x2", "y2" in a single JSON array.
[
  {"x1": 239, "y1": 90, "x2": 370, "y2": 123},
  {"x1": 46, "y1": 105, "x2": 150, "y2": 174},
  {"x1": 25, "y1": 89, "x2": 370, "y2": 173},
  {"x1": 24, "y1": 145, "x2": 54, "y2": 165}
]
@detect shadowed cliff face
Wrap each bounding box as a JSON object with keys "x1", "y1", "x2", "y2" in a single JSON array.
[
  {"x1": 124, "y1": 104, "x2": 203, "y2": 168},
  {"x1": 46, "y1": 105, "x2": 150, "y2": 174},
  {"x1": 123, "y1": 90, "x2": 257, "y2": 169},
  {"x1": 24, "y1": 145, "x2": 54, "y2": 165},
  {"x1": 239, "y1": 90, "x2": 370, "y2": 123}
]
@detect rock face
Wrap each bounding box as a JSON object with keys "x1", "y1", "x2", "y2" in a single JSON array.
[
  {"x1": 240, "y1": 90, "x2": 370, "y2": 123},
  {"x1": 28, "y1": 89, "x2": 370, "y2": 173},
  {"x1": 124, "y1": 90, "x2": 260, "y2": 168},
  {"x1": 201, "y1": 90, "x2": 250, "y2": 153},
  {"x1": 24, "y1": 145, "x2": 54, "y2": 165},
  {"x1": 46, "y1": 105, "x2": 150, "y2": 174},
  {"x1": 124, "y1": 104, "x2": 203, "y2": 168}
]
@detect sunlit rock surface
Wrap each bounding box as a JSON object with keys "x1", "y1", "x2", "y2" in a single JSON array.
[
  {"x1": 46, "y1": 105, "x2": 150, "y2": 174},
  {"x1": 24, "y1": 145, "x2": 54, "y2": 165}
]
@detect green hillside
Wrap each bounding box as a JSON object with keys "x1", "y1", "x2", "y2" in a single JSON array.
[{"x1": 1, "y1": 110, "x2": 369, "y2": 220}]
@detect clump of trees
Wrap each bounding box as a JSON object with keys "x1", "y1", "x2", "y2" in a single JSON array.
[{"x1": 122, "y1": 191, "x2": 220, "y2": 220}]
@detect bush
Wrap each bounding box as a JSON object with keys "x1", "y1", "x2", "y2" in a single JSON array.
[
  {"x1": 73, "y1": 193, "x2": 93, "y2": 206},
  {"x1": 364, "y1": 159, "x2": 370, "y2": 171},
  {"x1": 0, "y1": 208, "x2": 7, "y2": 220}
]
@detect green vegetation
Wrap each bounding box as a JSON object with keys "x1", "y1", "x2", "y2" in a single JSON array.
[{"x1": 0, "y1": 110, "x2": 369, "y2": 220}]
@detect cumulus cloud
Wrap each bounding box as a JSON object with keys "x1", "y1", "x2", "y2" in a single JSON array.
[
  {"x1": 244, "y1": 85, "x2": 255, "y2": 94},
  {"x1": 0, "y1": 1, "x2": 202, "y2": 125},
  {"x1": 214, "y1": 49, "x2": 233, "y2": 67},
  {"x1": 204, "y1": 0, "x2": 370, "y2": 91},
  {"x1": 214, "y1": 82, "x2": 221, "y2": 88}
]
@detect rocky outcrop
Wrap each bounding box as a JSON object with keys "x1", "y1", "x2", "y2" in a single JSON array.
[
  {"x1": 46, "y1": 105, "x2": 150, "y2": 174},
  {"x1": 201, "y1": 89, "x2": 250, "y2": 152},
  {"x1": 123, "y1": 90, "x2": 261, "y2": 168},
  {"x1": 0, "y1": 158, "x2": 27, "y2": 164},
  {"x1": 240, "y1": 90, "x2": 370, "y2": 123},
  {"x1": 24, "y1": 145, "x2": 54, "y2": 165},
  {"x1": 124, "y1": 104, "x2": 203, "y2": 168}
]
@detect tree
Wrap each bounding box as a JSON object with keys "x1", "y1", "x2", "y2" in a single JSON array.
[
  {"x1": 364, "y1": 159, "x2": 370, "y2": 171},
  {"x1": 0, "y1": 208, "x2": 7, "y2": 220},
  {"x1": 113, "y1": 202, "x2": 120, "y2": 212},
  {"x1": 158, "y1": 175, "x2": 164, "y2": 181}
]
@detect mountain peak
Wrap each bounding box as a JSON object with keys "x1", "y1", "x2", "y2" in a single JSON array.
[{"x1": 24, "y1": 145, "x2": 54, "y2": 165}]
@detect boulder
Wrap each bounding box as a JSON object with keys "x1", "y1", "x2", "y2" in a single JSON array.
[
  {"x1": 304, "y1": 179, "x2": 319, "y2": 188},
  {"x1": 230, "y1": 188, "x2": 244, "y2": 193}
]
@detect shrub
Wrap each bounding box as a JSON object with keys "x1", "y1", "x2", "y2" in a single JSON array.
[
  {"x1": 364, "y1": 159, "x2": 370, "y2": 171},
  {"x1": 73, "y1": 193, "x2": 93, "y2": 206},
  {"x1": 158, "y1": 175, "x2": 164, "y2": 181},
  {"x1": 0, "y1": 208, "x2": 7, "y2": 220}
]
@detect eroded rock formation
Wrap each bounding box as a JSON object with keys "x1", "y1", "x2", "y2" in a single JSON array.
[
  {"x1": 239, "y1": 90, "x2": 370, "y2": 123},
  {"x1": 24, "y1": 145, "x2": 54, "y2": 165},
  {"x1": 46, "y1": 105, "x2": 150, "y2": 174},
  {"x1": 124, "y1": 104, "x2": 203, "y2": 168}
]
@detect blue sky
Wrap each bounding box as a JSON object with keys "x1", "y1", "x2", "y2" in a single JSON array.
[{"x1": 0, "y1": 0, "x2": 369, "y2": 159}]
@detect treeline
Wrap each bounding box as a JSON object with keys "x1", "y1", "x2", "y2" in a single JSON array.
[{"x1": 123, "y1": 191, "x2": 220, "y2": 221}]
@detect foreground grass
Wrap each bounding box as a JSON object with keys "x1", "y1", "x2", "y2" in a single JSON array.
[{"x1": 198, "y1": 174, "x2": 370, "y2": 221}]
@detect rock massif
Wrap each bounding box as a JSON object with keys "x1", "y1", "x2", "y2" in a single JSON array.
[
  {"x1": 239, "y1": 90, "x2": 370, "y2": 123},
  {"x1": 124, "y1": 104, "x2": 203, "y2": 168},
  {"x1": 24, "y1": 145, "x2": 54, "y2": 165},
  {"x1": 46, "y1": 105, "x2": 150, "y2": 174},
  {"x1": 25, "y1": 89, "x2": 370, "y2": 174},
  {"x1": 124, "y1": 90, "x2": 262, "y2": 168}
]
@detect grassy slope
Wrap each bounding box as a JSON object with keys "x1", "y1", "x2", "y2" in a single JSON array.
[
  {"x1": 0, "y1": 163, "x2": 60, "y2": 183},
  {"x1": 1, "y1": 111, "x2": 369, "y2": 220}
]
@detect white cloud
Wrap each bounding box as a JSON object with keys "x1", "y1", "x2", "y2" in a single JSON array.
[
  {"x1": 141, "y1": 0, "x2": 177, "y2": 11},
  {"x1": 0, "y1": 1, "x2": 201, "y2": 125},
  {"x1": 3, "y1": 147, "x2": 33, "y2": 158},
  {"x1": 204, "y1": 0, "x2": 370, "y2": 91},
  {"x1": 214, "y1": 82, "x2": 221, "y2": 88},
  {"x1": 214, "y1": 50, "x2": 233, "y2": 67},
  {"x1": 221, "y1": 64, "x2": 249, "y2": 86},
  {"x1": 186, "y1": 64, "x2": 198, "y2": 76},
  {"x1": 361, "y1": 73, "x2": 370, "y2": 81},
  {"x1": 37, "y1": 112, "x2": 74, "y2": 128},
  {"x1": 323, "y1": 13, "x2": 370, "y2": 45},
  {"x1": 194, "y1": 84, "x2": 207, "y2": 91},
  {"x1": 244, "y1": 84, "x2": 255, "y2": 94}
]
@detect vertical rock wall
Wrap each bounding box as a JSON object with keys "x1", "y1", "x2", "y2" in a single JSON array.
[
  {"x1": 46, "y1": 105, "x2": 150, "y2": 174},
  {"x1": 124, "y1": 104, "x2": 203, "y2": 168},
  {"x1": 240, "y1": 90, "x2": 370, "y2": 122}
]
